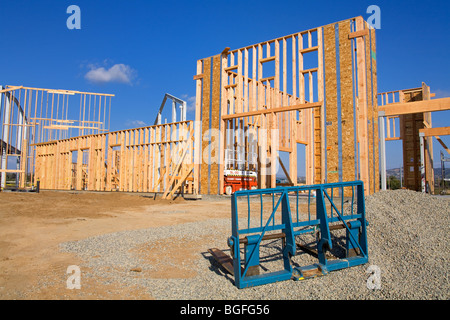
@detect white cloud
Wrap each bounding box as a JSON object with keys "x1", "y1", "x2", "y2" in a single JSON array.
[
  {"x1": 125, "y1": 120, "x2": 146, "y2": 128},
  {"x1": 85, "y1": 63, "x2": 136, "y2": 84},
  {"x1": 181, "y1": 94, "x2": 196, "y2": 111}
]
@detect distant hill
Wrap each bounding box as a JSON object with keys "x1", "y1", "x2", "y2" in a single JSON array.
[
  {"x1": 386, "y1": 167, "x2": 450, "y2": 181},
  {"x1": 276, "y1": 168, "x2": 450, "y2": 185}
]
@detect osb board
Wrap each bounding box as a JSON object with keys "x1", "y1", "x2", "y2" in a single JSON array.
[
  {"x1": 200, "y1": 58, "x2": 211, "y2": 194},
  {"x1": 323, "y1": 23, "x2": 339, "y2": 183},
  {"x1": 338, "y1": 19, "x2": 355, "y2": 187},
  {"x1": 370, "y1": 27, "x2": 380, "y2": 193},
  {"x1": 402, "y1": 113, "x2": 424, "y2": 191},
  {"x1": 401, "y1": 91, "x2": 425, "y2": 191},
  {"x1": 209, "y1": 55, "x2": 222, "y2": 194}
]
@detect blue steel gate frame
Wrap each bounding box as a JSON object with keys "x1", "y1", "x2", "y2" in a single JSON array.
[{"x1": 227, "y1": 181, "x2": 368, "y2": 289}]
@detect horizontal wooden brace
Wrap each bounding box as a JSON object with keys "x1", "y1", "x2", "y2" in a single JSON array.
[
  {"x1": 43, "y1": 125, "x2": 100, "y2": 130},
  {"x1": 224, "y1": 65, "x2": 238, "y2": 72},
  {"x1": 278, "y1": 146, "x2": 293, "y2": 152},
  {"x1": 348, "y1": 29, "x2": 369, "y2": 39},
  {"x1": 379, "y1": 98, "x2": 450, "y2": 116},
  {"x1": 419, "y1": 126, "x2": 450, "y2": 137},
  {"x1": 7, "y1": 86, "x2": 115, "y2": 97},
  {"x1": 222, "y1": 101, "x2": 322, "y2": 120},
  {"x1": 260, "y1": 76, "x2": 275, "y2": 82},
  {"x1": 0, "y1": 86, "x2": 23, "y2": 93},
  {"x1": 221, "y1": 47, "x2": 231, "y2": 55},
  {"x1": 301, "y1": 68, "x2": 318, "y2": 74},
  {"x1": 260, "y1": 56, "x2": 276, "y2": 63},
  {"x1": 300, "y1": 46, "x2": 319, "y2": 54},
  {"x1": 385, "y1": 137, "x2": 401, "y2": 141},
  {"x1": 2, "y1": 123, "x2": 35, "y2": 127}
]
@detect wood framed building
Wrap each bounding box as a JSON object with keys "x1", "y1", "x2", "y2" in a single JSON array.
[
  {"x1": 33, "y1": 121, "x2": 195, "y2": 198},
  {"x1": 0, "y1": 85, "x2": 113, "y2": 189},
  {"x1": 378, "y1": 82, "x2": 450, "y2": 193},
  {"x1": 193, "y1": 16, "x2": 379, "y2": 195},
  {"x1": 8, "y1": 16, "x2": 448, "y2": 198}
]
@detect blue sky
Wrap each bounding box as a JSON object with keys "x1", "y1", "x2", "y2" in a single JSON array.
[{"x1": 1, "y1": 0, "x2": 449, "y2": 172}]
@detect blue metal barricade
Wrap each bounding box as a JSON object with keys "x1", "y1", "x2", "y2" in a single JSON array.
[{"x1": 225, "y1": 181, "x2": 368, "y2": 289}]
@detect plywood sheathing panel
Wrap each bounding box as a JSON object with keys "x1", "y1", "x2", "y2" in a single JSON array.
[
  {"x1": 397, "y1": 85, "x2": 434, "y2": 193},
  {"x1": 338, "y1": 20, "x2": 355, "y2": 190},
  {"x1": 401, "y1": 91, "x2": 423, "y2": 191},
  {"x1": 323, "y1": 24, "x2": 339, "y2": 184},
  {"x1": 194, "y1": 16, "x2": 379, "y2": 195},
  {"x1": 355, "y1": 17, "x2": 370, "y2": 195},
  {"x1": 209, "y1": 55, "x2": 222, "y2": 194},
  {"x1": 200, "y1": 58, "x2": 211, "y2": 194},
  {"x1": 363, "y1": 21, "x2": 379, "y2": 195},
  {"x1": 370, "y1": 27, "x2": 380, "y2": 194}
]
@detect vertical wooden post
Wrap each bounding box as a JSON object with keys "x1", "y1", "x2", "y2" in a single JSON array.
[
  {"x1": 271, "y1": 40, "x2": 280, "y2": 188},
  {"x1": 317, "y1": 27, "x2": 325, "y2": 184},
  {"x1": 290, "y1": 35, "x2": 298, "y2": 185},
  {"x1": 76, "y1": 138, "x2": 83, "y2": 190},
  {"x1": 355, "y1": 17, "x2": 370, "y2": 194},
  {"x1": 219, "y1": 53, "x2": 228, "y2": 195}
]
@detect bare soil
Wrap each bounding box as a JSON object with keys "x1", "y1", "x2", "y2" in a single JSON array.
[{"x1": 0, "y1": 190, "x2": 231, "y2": 300}]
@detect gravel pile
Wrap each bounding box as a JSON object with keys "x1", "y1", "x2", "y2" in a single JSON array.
[{"x1": 60, "y1": 189, "x2": 449, "y2": 300}]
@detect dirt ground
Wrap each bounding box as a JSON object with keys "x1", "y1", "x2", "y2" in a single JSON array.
[{"x1": 0, "y1": 190, "x2": 231, "y2": 300}]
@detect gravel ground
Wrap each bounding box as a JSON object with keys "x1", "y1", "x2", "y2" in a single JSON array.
[{"x1": 60, "y1": 189, "x2": 449, "y2": 300}]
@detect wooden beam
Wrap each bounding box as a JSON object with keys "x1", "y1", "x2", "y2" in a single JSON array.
[
  {"x1": 222, "y1": 101, "x2": 322, "y2": 120},
  {"x1": 299, "y1": 46, "x2": 319, "y2": 54},
  {"x1": 0, "y1": 86, "x2": 23, "y2": 93},
  {"x1": 221, "y1": 47, "x2": 231, "y2": 55},
  {"x1": 317, "y1": 26, "x2": 325, "y2": 184},
  {"x1": 224, "y1": 65, "x2": 238, "y2": 72},
  {"x1": 436, "y1": 137, "x2": 450, "y2": 155},
  {"x1": 259, "y1": 56, "x2": 276, "y2": 63},
  {"x1": 0, "y1": 169, "x2": 25, "y2": 173},
  {"x1": 379, "y1": 98, "x2": 450, "y2": 116},
  {"x1": 260, "y1": 76, "x2": 275, "y2": 83},
  {"x1": 301, "y1": 67, "x2": 318, "y2": 74},
  {"x1": 348, "y1": 29, "x2": 369, "y2": 39},
  {"x1": 7, "y1": 85, "x2": 114, "y2": 97},
  {"x1": 163, "y1": 163, "x2": 194, "y2": 200},
  {"x1": 419, "y1": 126, "x2": 450, "y2": 137},
  {"x1": 356, "y1": 16, "x2": 370, "y2": 195},
  {"x1": 277, "y1": 155, "x2": 293, "y2": 185}
]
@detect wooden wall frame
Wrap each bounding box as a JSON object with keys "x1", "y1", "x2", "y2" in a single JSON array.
[
  {"x1": 33, "y1": 121, "x2": 196, "y2": 198},
  {"x1": 378, "y1": 82, "x2": 450, "y2": 193},
  {"x1": 0, "y1": 86, "x2": 113, "y2": 189},
  {"x1": 194, "y1": 16, "x2": 378, "y2": 195}
]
